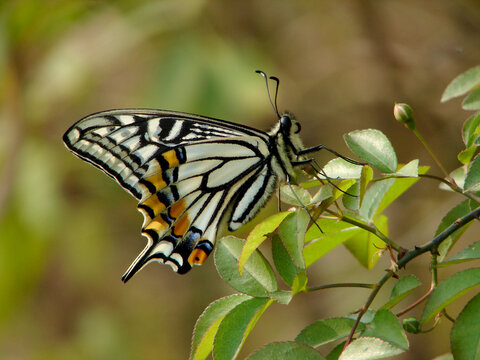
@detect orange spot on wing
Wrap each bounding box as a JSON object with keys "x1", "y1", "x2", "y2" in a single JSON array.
[
  {"x1": 188, "y1": 248, "x2": 208, "y2": 265},
  {"x1": 145, "y1": 173, "x2": 166, "y2": 191},
  {"x1": 172, "y1": 214, "x2": 190, "y2": 236},
  {"x1": 163, "y1": 150, "x2": 179, "y2": 168},
  {"x1": 141, "y1": 195, "x2": 166, "y2": 218},
  {"x1": 143, "y1": 216, "x2": 168, "y2": 234},
  {"x1": 169, "y1": 199, "x2": 186, "y2": 219}
]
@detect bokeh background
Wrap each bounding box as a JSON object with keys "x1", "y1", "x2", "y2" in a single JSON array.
[{"x1": 1, "y1": 1, "x2": 480, "y2": 359}]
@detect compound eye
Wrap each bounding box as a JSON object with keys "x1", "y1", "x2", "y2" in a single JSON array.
[
  {"x1": 280, "y1": 115, "x2": 292, "y2": 130},
  {"x1": 294, "y1": 122, "x2": 301, "y2": 134}
]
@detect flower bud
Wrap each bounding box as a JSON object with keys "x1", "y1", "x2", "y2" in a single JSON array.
[
  {"x1": 394, "y1": 103, "x2": 416, "y2": 130},
  {"x1": 402, "y1": 317, "x2": 420, "y2": 333}
]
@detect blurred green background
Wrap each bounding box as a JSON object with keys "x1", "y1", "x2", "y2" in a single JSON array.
[{"x1": 1, "y1": 1, "x2": 480, "y2": 359}]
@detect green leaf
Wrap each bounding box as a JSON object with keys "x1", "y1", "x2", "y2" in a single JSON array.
[
  {"x1": 380, "y1": 275, "x2": 421, "y2": 310},
  {"x1": 441, "y1": 65, "x2": 480, "y2": 102},
  {"x1": 214, "y1": 297, "x2": 272, "y2": 360},
  {"x1": 314, "y1": 180, "x2": 356, "y2": 211},
  {"x1": 339, "y1": 337, "x2": 404, "y2": 360},
  {"x1": 361, "y1": 310, "x2": 409, "y2": 350},
  {"x1": 342, "y1": 181, "x2": 360, "y2": 210},
  {"x1": 345, "y1": 309, "x2": 377, "y2": 325},
  {"x1": 436, "y1": 200, "x2": 477, "y2": 261},
  {"x1": 246, "y1": 341, "x2": 325, "y2": 360},
  {"x1": 344, "y1": 215, "x2": 388, "y2": 269},
  {"x1": 344, "y1": 129, "x2": 398, "y2": 173},
  {"x1": 332, "y1": 180, "x2": 357, "y2": 202},
  {"x1": 326, "y1": 342, "x2": 345, "y2": 360},
  {"x1": 439, "y1": 241, "x2": 480, "y2": 267},
  {"x1": 322, "y1": 158, "x2": 363, "y2": 179},
  {"x1": 463, "y1": 87, "x2": 480, "y2": 110},
  {"x1": 440, "y1": 166, "x2": 466, "y2": 192},
  {"x1": 216, "y1": 236, "x2": 277, "y2": 297},
  {"x1": 272, "y1": 235, "x2": 298, "y2": 287},
  {"x1": 191, "y1": 294, "x2": 251, "y2": 360},
  {"x1": 458, "y1": 146, "x2": 478, "y2": 165},
  {"x1": 394, "y1": 159, "x2": 419, "y2": 177},
  {"x1": 451, "y1": 292, "x2": 480, "y2": 360},
  {"x1": 462, "y1": 112, "x2": 480, "y2": 148},
  {"x1": 278, "y1": 210, "x2": 309, "y2": 269},
  {"x1": 464, "y1": 154, "x2": 480, "y2": 192},
  {"x1": 279, "y1": 184, "x2": 312, "y2": 206},
  {"x1": 311, "y1": 185, "x2": 333, "y2": 204},
  {"x1": 296, "y1": 317, "x2": 365, "y2": 347},
  {"x1": 421, "y1": 268, "x2": 480, "y2": 325},
  {"x1": 239, "y1": 211, "x2": 293, "y2": 274},
  {"x1": 360, "y1": 165, "x2": 374, "y2": 206},
  {"x1": 375, "y1": 165, "x2": 429, "y2": 217},
  {"x1": 272, "y1": 234, "x2": 308, "y2": 294},
  {"x1": 359, "y1": 179, "x2": 395, "y2": 222},
  {"x1": 304, "y1": 219, "x2": 362, "y2": 268},
  {"x1": 268, "y1": 290, "x2": 293, "y2": 305},
  {"x1": 291, "y1": 272, "x2": 308, "y2": 295}
]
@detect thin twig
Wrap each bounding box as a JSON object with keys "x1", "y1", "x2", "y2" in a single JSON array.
[
  {"x1": 344, "y1": 273, "x2": 392, "y2": 349},
  {"x1": 419, "y1": 314, "x2": 442, "y2": 333},
  {"x1": 431, "y1": 253, "x2": 438, "y2": 287},
  {"x1": 396, "y1": 253, "x2": 438, "y2": 317},
  {"x1": 419, "y1": 174, "x2": 480, "y2": 203},
  {"x1": 442, "y1": 310, "x2": 455, "y2": 323},
  {"x1": 396, "y1": 286, "x2": 433, "y2": 317},
  {"x1": 306, "y1": 283, "x2": 376, "y2": 292},
  {"x1": 413, "y1": 129, "x2": 450, "y2": 179}
]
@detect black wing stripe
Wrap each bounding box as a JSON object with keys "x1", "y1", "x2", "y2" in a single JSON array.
[{"x1": 229, "y1": 164, "x2": 276, "y2": 230}]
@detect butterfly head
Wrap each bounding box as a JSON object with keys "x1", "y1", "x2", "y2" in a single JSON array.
[
  {"x1": 268, "y1": 112, "x2": 306, "y2": 180},
  {"x1": 278, "y1": 112, "x2": 304, "y2": 151},
  {"x1": 280, "y1": 112, "x2": 301, "y2": 134}
]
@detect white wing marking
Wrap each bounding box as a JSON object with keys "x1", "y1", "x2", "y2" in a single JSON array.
[
  {"x1": 206, "y1": 157, "x2": 259, "y2": 188},
  {"x1": 164, "y1": 120, "x2": 184, "y2": 141}
]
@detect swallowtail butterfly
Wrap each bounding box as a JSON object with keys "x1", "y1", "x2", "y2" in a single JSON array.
[{"x1": 63, "y1": 72, "x2": 358, "y2": 282}]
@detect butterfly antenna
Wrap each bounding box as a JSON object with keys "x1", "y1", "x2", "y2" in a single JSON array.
[
  {"x1": 269, "y1": 76, "x2": 281, "y2": 118},
  {"x1": 256, "y1": 70, "x2": 281, "y2": 118}
]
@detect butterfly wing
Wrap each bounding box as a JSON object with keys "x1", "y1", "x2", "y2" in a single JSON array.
[{"x1": 63, "y1": 109, "x2": 274, "y2": 280}]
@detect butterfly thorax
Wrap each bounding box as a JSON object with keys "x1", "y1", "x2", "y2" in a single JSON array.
[{"x1": 268, "y1": 112, "x2": 305, "y2": 182}]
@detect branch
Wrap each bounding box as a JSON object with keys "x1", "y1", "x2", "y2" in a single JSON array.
[
  {"x1": 396, "y1": 206, "x2": 480, "y2": 268},
  {"x1": 344, "y1": 206, "x2": 480, "y2": 348}
]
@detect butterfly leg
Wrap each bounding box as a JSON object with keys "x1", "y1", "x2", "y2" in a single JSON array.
[
  {"x1": 285, "y1": 175, "x2": 323, "y2": 233},
  {"x1": 296, "y1": 144, "x2": 365, "y2": 165}
]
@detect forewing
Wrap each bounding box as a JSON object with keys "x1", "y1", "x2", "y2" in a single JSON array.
[{"x1": 62, "y1": 109, "x2": 264, "y2": 200}]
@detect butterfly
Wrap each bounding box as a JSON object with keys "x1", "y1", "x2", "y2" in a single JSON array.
[{"x1": 63, "y1": 72, "x2": 361, "y2": 282}]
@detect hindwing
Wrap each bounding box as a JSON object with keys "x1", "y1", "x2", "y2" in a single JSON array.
[{"x1": 63, "y1": 109, "x2": 274, "y2": 280}]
